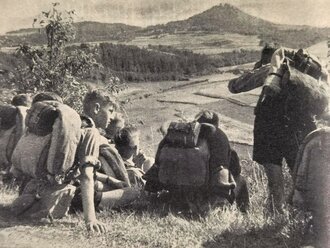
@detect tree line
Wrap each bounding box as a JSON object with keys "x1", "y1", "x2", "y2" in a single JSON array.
[{"x1": 98, "y1": 43, "x2": 260, "y2": 82}]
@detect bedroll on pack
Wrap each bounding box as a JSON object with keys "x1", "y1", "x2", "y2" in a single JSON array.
[
  {"x1": 228, "y1": 64, "x2": 270, "y2": 94},
  {"x1": 165, "y1": 121, "x2": 201, "y2": 148},
  {"x1": 292, "y1": 127, "x2": 330, "y2": 211},
  {"x1": 0, "y1": 105, "x2": 28, "y2": 170},
  {"x1": 11, "y1": 101, "x2": 81, "y2": 183},
  {"x1": 158, "y1": 122, "x2": 210, "y2": 187}
]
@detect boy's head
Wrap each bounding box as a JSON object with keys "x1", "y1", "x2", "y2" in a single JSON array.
[
  {"x1": 195, "y1": 110, "x2": 220, "y2": 127},
  {"x1": 32, "y1": 92, "x2": 63, "y2": 104},
  {"x1": 11, "y1": 94, "x2": 32, "y2": 107},
  {"x1": 114, "y1": 126, "x2": 140, "y2": 160},
  {"x1": 105, "y1": 113, "x2": 125, "y2": 139},
  {"x1": 83, "y1": 89, "x2": 118, "y2": 129}
]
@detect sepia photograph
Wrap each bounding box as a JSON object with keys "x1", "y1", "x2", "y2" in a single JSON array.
[{"x1": 0, "y1": 0, "x2": 329, "y2": 247}]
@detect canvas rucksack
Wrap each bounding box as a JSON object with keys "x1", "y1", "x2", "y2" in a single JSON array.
[
  {"x1": 11, "y1": 100, "x2": 82, "y2": 183},
  {"x1": 292, "y1": 127, "x2": 330, "y2": 211},
  {"x1": 10, "y1": 101, "x2": 81, "y2": 220},
  {"x1": 157, "y1": 121, "x2": 210, "y2": 188},
  {"x1": 292, "y1": 127, "x2": 330, "y2": 246},
  {"x1": 0, "y1": 105, "x2": 28, "y2": 172},
  {"x1": 228, "y1": 64, "x2": 270, "y2": 94},
  {"x1": 283, "y1": 64, "x2": 329, "y2": 120},
  {"x1": 152, "y1": 121, "x2": 210, "y2": 213}
]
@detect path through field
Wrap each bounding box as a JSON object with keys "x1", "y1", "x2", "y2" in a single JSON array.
[{"x1": 121, "y1": 65, "x2": 257, "y2": 159}]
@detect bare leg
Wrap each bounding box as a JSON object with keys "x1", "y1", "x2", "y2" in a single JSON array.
[
  {"x1": 263, "y1": 163, "x2": 284, "y2": 213},
  {"x1": 99, "y1": 188, "x2": 143, "y2": 209}
]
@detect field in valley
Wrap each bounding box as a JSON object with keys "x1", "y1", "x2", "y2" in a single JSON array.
[
  {"x1": 0, "y1": 64, "x2": 312, "y2": 248},
  {"x1": 62, "y1": 33, "x2": 261, "y2": 56},
  {"x1": 122, "y1": 33, "x2": 261, "y2": 54}
]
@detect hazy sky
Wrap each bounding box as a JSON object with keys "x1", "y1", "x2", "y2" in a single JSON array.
[{"x1": 1, "y1": 0, "x2": 330, "y2": 34}]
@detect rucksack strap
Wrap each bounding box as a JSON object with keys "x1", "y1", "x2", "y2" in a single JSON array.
[{"x1": 6, "y1": 106, "x2": 28, "y2": 162}]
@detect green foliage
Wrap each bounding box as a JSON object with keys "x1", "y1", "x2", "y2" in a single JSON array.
[
  {"x1": 98, "y1": 43, "x2": 259, "y2": 82},
  {"x1": 9, "y1": 3, "x2": 117, "y2": 112},
  {"x1": 99, "y1": 43, "x2": 208, "y2": 82}
]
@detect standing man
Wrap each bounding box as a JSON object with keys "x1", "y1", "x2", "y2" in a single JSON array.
[{"x1": 252, "y1": 47, "x2": 329, "y2": 212}]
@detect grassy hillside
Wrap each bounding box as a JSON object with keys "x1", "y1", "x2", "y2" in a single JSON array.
[
  {"x1": 0, "y1": 54, "x2": 318, "y2": 248},
  {"x1": 0, "y1": 77, "x2": 310, "y2": 246}
]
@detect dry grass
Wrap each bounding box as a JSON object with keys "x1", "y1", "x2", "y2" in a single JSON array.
[{"x1": 0, "y1": 161, "x2": 308, "y2": 248}]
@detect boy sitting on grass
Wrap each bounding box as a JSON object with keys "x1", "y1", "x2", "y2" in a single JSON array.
[
  {"x1": 195, "y1": 110, "x2": 250, "y2": 212},
  {"x1": 72, "y1": 90, "x2": 146, "y2": 232},
  {"x1": 114, "y1": 126, "x2": 154, "y2": 187},
  {"x1": 10, "y1": 90, "x2": 132, "y2": 233}
]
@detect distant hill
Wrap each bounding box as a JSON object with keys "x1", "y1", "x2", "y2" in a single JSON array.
[
  {"x1": 140, "y1": 3, "x2": 330, "y2": 48},
  {"x1": 141, "y1": 4, "x2": 279, "y2": 35},
  {"x1": 0, "y1": 21, "x2": 141, "y2": 46}
]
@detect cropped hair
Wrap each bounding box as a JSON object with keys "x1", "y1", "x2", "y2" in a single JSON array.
[
  {"x1": 114, "y1": 126, "x2": 140, "y2": 159},
  {"x1": 83, "y1": 89, "x2": 118, "y2": 114},
  {"x1": 32, "y1": 92, "x2": 63, "y2": 104},
  {"x1": 11, "y1": 94, "x2": 32, "y2": 107},
  {"x1": 105, "y1": 113, "x2": 125, "y2": 138},
  {"x1": 114, "y1": 126, "x2": 140, "y2": 149},
  {"x1": 195, "y1": 110, "x2": 220, "y2": 127}
]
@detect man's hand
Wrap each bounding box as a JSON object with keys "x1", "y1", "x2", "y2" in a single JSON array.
[
  {"x1": 133, "y1": 152, "x2": 146, "y2": 168},
  {"x1": 86, "y1": 219, "x2": 108, "y2": 234}
]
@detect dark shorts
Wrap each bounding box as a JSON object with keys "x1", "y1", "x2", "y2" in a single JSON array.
[{"x1": 253, "y1": 116, "x2": 314, "y2": 170}]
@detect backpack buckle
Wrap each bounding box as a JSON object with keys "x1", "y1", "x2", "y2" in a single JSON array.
[{"x1": 47, "y1": 173, "x2": 64, "y2": 185}]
